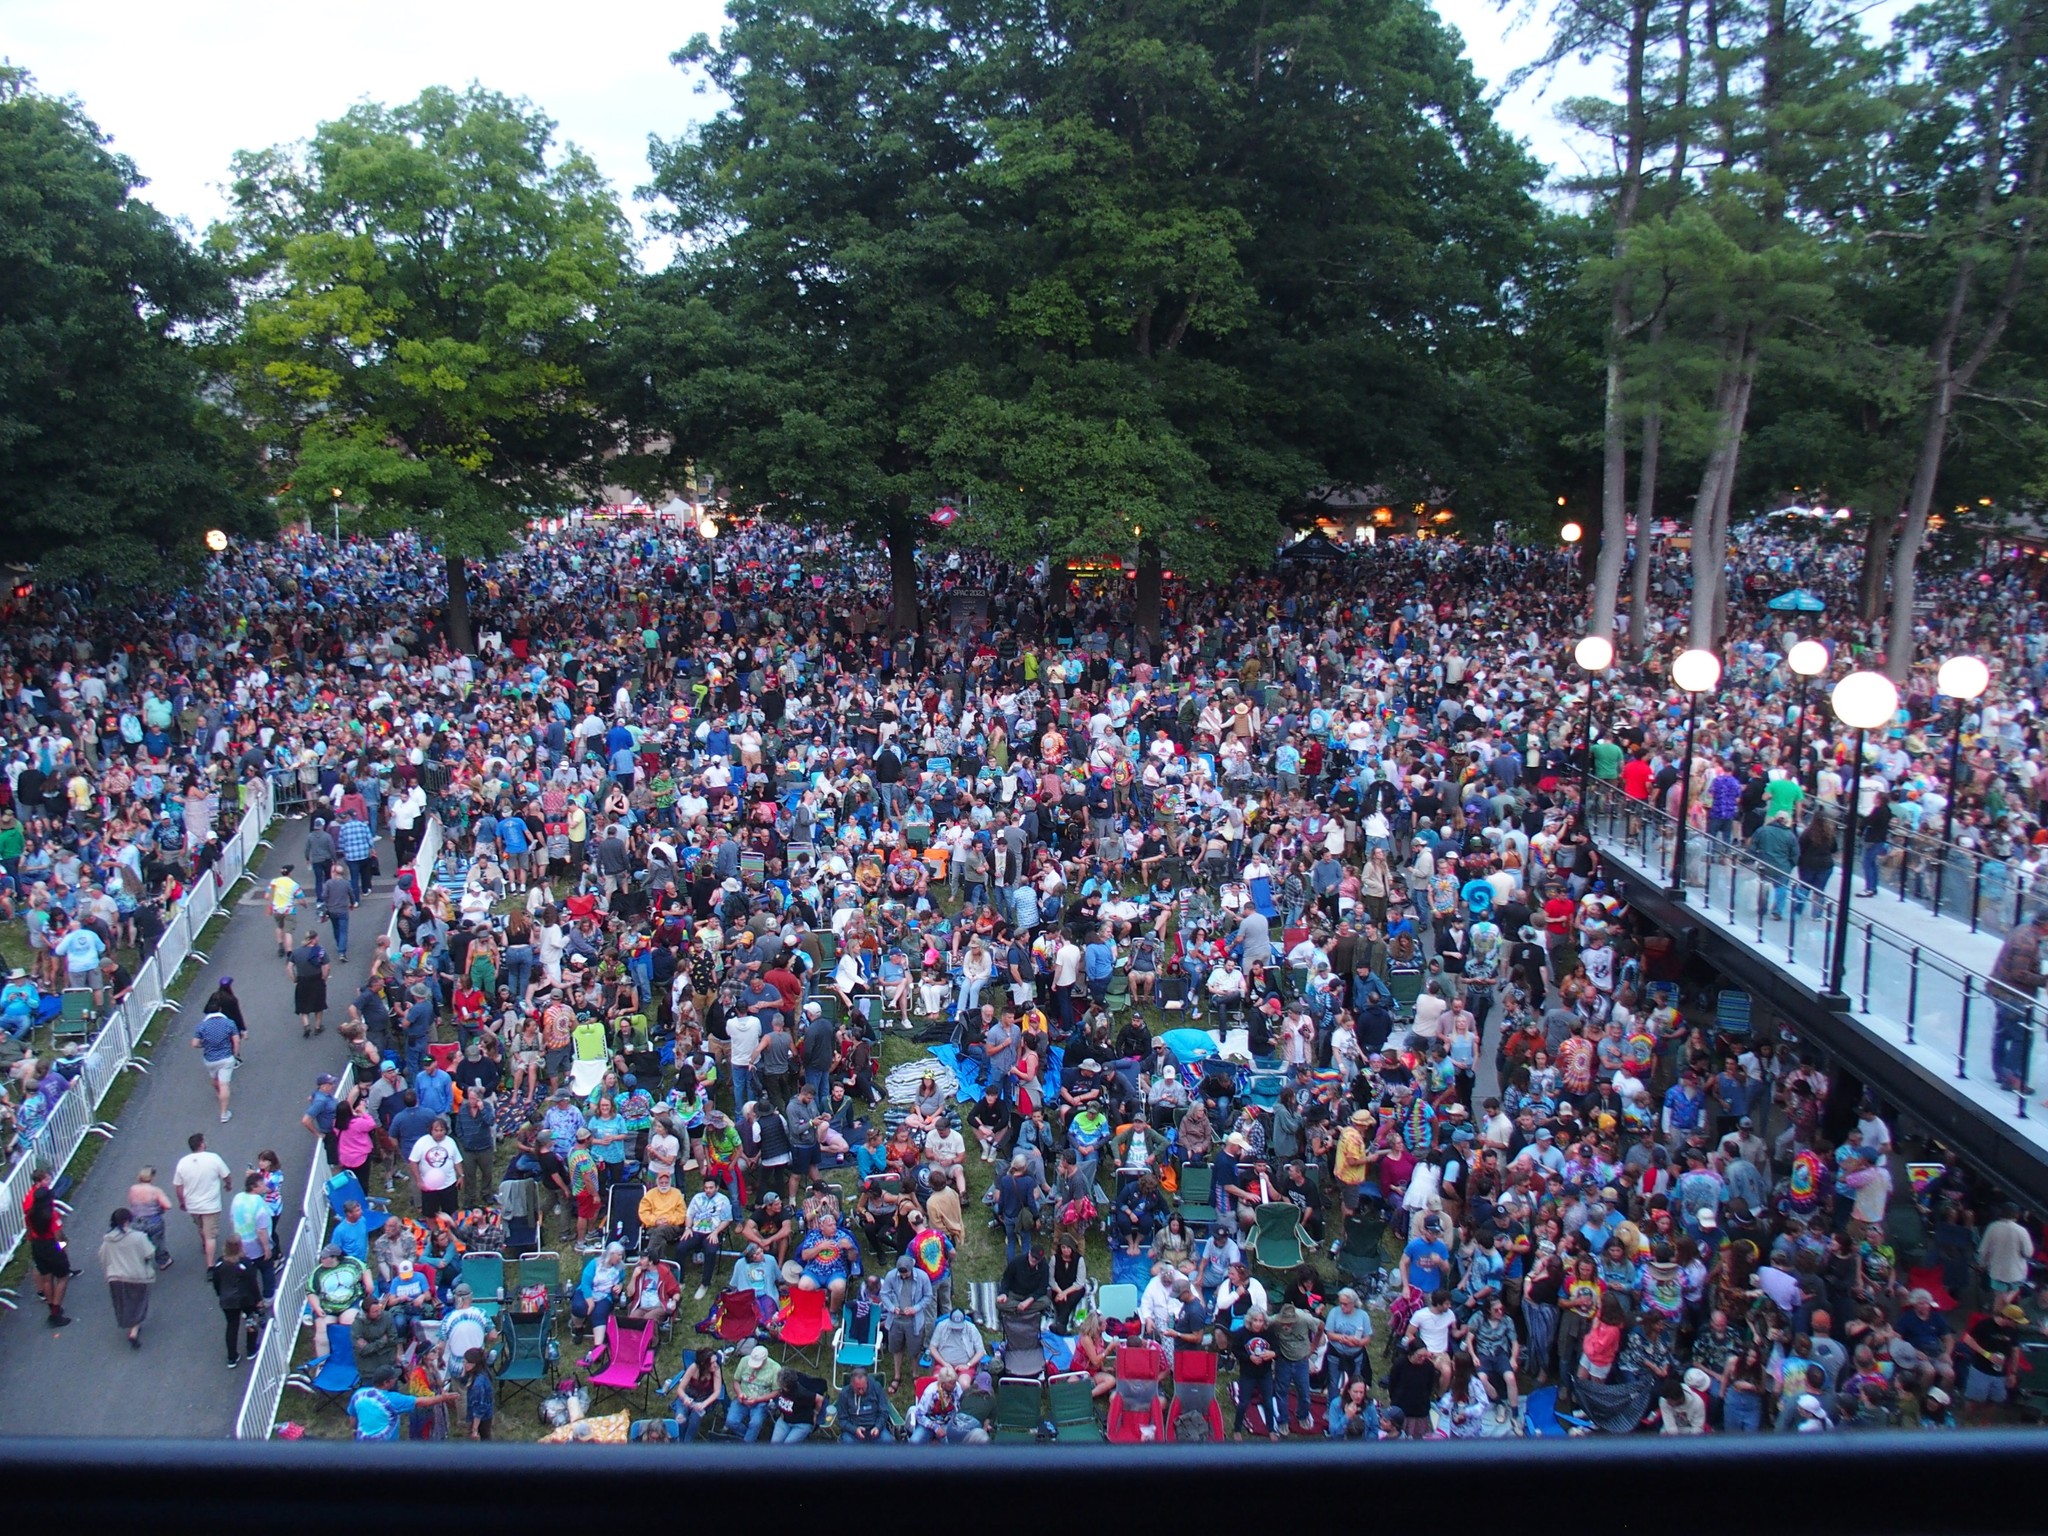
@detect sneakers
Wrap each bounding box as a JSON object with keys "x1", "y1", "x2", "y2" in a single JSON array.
[
  {"x1": 220, "y1": 1109, "x2": 233, "y2": 1123},
  {"x1": 694, "y1": 1285, "x2": 707, "y2": 1300},
  {"x1": 227, "y1": 1357, "x2": 240, "y2": 1369},
  {"x1": 48, "y1": 1310, "x2": 72, "y2": 1328}
]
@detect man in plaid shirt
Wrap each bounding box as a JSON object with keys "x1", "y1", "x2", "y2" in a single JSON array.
[{"x1": 336, "y1": 809, "x2": 376, "y2": 898}]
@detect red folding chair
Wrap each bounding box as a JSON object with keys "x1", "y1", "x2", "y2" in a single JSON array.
[
  {"x1": 1104, "y1": 1343, "x2": 1168, "y2": 1443},
  {"x1": 1168, "y1": 1347, "x2": 1225, "y2": 1441},
  {"x1": 710, "y1": 1286, "x2": 764, "y2": 1343},
  {"x1": 773, "y1": 1285, "x2": 832, "y2": 1371}
]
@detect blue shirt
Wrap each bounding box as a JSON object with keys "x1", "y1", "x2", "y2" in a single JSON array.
[
  {"x1": 193, "y1": 1011, "x2": 239, "y2": 1062},
  {"x1": 348, "y1": 1387, "x2": 424, "y2": 1440},
  {"x1": 1083, "y1": 941, "x2": 1116, "y2": 982},
  {"x1": 415, "y1": 1068, "x2": 454, "y2": 1117},
  {"x1": 1402, "y1": 1237, "x2": 1452, "y2": 1290},
  {"x1": 331, "y1": 1215, "x2": 370, "y2": 1263}
]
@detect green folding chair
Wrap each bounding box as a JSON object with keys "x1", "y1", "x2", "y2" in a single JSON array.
[
  {"x1": 991, "y1": 1375, "x2": 1044, "y2": 1442},
  {"x1": 495, "y1": 1303, "x2": 555, "y2": 1404},
  {"x1": 1249, "y1": 1201, "x2": 1311, "y2": 1272},
  {"x1": 53, "y1": 988, "x2": 95, "y2": 1045},
  {"x1": 1337, "y1": 1212, "x2": 1386, "y2": 1287},
  {"x1": 460, "y1": 1252, "x2": 506, "y2": 1318},
  {"x1": 1103, "y1": 971, "x2": 1131, "y2": 1019},
  {"x1": 1177, "y1": 1164, "x2": 1218, "y2": 1231},
  {"x1": 514, "y1": 1252, "x2": 564, "y2": 1314},
  {"x1": 1048, "y1": 1371, "x2": 1104, "y2": 1441}
]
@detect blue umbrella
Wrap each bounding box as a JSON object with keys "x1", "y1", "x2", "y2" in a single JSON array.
[{"x1": 1766, "y1": 588, "x2": 1827, "y2": 613}]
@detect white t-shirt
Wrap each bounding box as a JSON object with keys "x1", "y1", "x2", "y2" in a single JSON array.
[
  {"x1": 174, "y1": 1150, "x2": 231, "y2": 1214},
  {"x1": 409, "y1": 1133, "x2": 463, "y2": 1191},
  {"x1": 1413, "y1": 1304, "x2": 1455, "y2": 1353}
]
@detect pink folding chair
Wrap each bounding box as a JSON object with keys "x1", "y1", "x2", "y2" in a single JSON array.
[{"x1": 586, "y1": 1316, "x2": 660, "y2": 1409}]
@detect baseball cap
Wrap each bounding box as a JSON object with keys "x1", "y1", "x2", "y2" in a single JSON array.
[{"x1": 320, "y1": 1243, "x2": 343, "y2": 1260}]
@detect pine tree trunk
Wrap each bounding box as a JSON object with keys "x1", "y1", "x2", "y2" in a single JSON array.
[
  {"x1": 445, "y1": 552, "x2": 474, "y2": 655},
  {"x1": 1133, "y1": 547, "x2": 1162, "y2": 640},
  {"x1": 888, "y1": 521, "x2": 921, "y2": 636},
  {"x1": 1628, "y1": 405, "x2": 1663, "y2": 660}
]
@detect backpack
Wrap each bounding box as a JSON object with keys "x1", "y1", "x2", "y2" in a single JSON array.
[{"x1": 1174, "y1": 1407, "x2": 1214, "y2": 1442}]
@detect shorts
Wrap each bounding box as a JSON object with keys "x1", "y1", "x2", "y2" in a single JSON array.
[
  {"x1": 790, "y1": 1145, "x2": 819, "y2": 1176},
  {"x1": 1964, "y1": 1367, "x2": 2009, "y2": 1404},
  {"x1": 30, "y1": 1238, "x2": 72, "y2": 1278},
  {"x1": 517, "y1": 1051, "x2": 544, "y2": 1071},
  {"x1": 546, "y1": 1046, "x2": 572, "y2": 1076},
  {"x1": 190, "y1": 1211, "x2": 220, "y2": 1246},
  {"x1": 575, "y1": 1190, "x2": 600, "y2": 1221},
  {"x1": 206, "y1": 1056, "x2": 238, "y2": 1083}
]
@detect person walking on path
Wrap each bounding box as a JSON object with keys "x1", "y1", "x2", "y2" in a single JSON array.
[
  {"x1": 208, "y1": 1237, "x2": 266, "y2": 1369},
  {"x1": 319, "y1": 861, "x2": 356, "y2": 964},
  {"x1": 202, "y1": 976, "x2": 247, "y2": 1038},
  {"x1": 24, "y1": 1171, "x2": 75, "y2": 1327},
  {"x1": 268, "y1": 865, "x2": 302, "y2": 958},
  {"x1": 125, "y1": 1167, "x2": 176, "y2": 1270},
  {"x1": 191, "y1": 1004, "x2": 242, "y2": 1122},
  {"x1": 289, "y1": 927, "x2": 332, "y2": 1037},
  {"x1": 174, "y1": 1132, "x2": 232, "y2": 1267},
  {"x1": 99, "y1": 1208, "x2": 158, "y2": 1349}
]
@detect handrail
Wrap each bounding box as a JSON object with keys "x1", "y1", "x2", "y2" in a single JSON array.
[{"x1": 1581, "y1": 779, "x2": 2041, "y2": 1123}]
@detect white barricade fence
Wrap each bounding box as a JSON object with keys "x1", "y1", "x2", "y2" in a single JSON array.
[{"x1": 233, "y1": 1076, "x2": 342, "y2": 1439}]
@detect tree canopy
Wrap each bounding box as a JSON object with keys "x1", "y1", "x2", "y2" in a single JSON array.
[
  {"x1": 0, "y1": 68, "x2": 265, "y2": 587},
  {"x1": 217, "y1": 84, "x2": 634, "y2": 647}
]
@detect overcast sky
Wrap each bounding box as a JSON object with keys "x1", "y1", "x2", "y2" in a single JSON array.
[{"x1": 1, "y1": 0, "x2": 1725, "y2": 265}]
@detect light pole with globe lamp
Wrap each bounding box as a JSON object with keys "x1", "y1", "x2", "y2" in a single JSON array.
[
  {"x1": 1667, "y1": 647, "x2": 1721, "y2": 899},
  {"x1": 1785, "y1": 639, "x2": 1829, "y2": 791},
  {"x1": 1824, "y1": 670, "x2": 1900, "y2": 1003},
  {"x1": 1574, "y1": 634, "x2": 1613, "y2": 803},
  {"x1": 1931, "y1": 654, "x2": 1989, "y2": 918}
]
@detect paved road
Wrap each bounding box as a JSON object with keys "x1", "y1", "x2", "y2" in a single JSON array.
[{"x1": 0, "y1": 828, "x2": 392, "y2": 1437}]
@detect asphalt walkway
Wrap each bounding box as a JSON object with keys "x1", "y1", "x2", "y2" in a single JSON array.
[{"x1": 0, "y1": 827, "x2": 390, "y2": 1437}]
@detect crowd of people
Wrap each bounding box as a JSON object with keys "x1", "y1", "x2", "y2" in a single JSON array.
[{"x1": 5, "y1": 509, "x2": 2047, "y2": 1444}]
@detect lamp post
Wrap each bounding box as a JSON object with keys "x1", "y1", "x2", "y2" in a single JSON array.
[
  {"x1": 330, "y1": 486, "x2": 342, "y2": 545},
  {"x1": 1932, "y1": 654, "x2": 1989, "y2": 918},
  {"x1": 1785, "y1": 639, "x2": 1829, "y2": 792},
  {"x1": 1574, "y1": 636, "x2": 1614, "y2": 796},
  {"x1": 1667, "y1": 647, "x2": 1722, "y2": 899},
  {"x1": 1825, "y1": 671, "x2": 1901, "y2": 1003}
]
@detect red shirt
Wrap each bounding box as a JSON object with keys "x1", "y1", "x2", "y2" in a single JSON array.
[{"x1": 1620, "y1": 758, "x2": 1654, "y2": 801}]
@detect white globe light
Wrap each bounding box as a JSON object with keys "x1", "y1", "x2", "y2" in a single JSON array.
[
  {"x1": 1574, "y1": 636, "x2": 1614, "y2": 672},
  {"x1": 698, "y1": 516, "x2": 718, "y2": 540},
  {"x1": 1831, "y1": 670, "x2": 1899, "y2": 731},
  {"x1": 1786, "y1": 639, "x2": 1829, "y2": 678},
  {"x1": 1560, "y1": 522, "x2": 1583, "y2": 544},
  {"x1": 1671, "y1": 648, "x2": 1721, "y2": 694},
  {"x1": 1937, "y1": 654, "x2": 1989, "y2": 702},
  {"x1": 204, "y1": 529, "x2": 229, "y2": 553}
]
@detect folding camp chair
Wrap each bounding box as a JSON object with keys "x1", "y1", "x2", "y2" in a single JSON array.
[
  {"x1": 1714, "y1": 989, "x2": 1753, "y2": 1046},
  {"x1": 1103, "y1": 971, "x2": 1131, "y2": 1020},
  {"x1": 1093, "y1": 1283, "x2": 1140, "y2": 1329},
  {"x1": 1168, "y1": 1348, "x2": 1225, "y2": 1442},
  {"x1": 1387, "y1": 968, "x2": 1424, "y2": 1014},
  {"x1": 1337, "y1": 1211, "x2": 1387, "y2": 1291},
  {"x1": 831, "y1": 1298, "x2": 879, "y2": 1388},
  {"x1": 1104, "y1": 1343, "x2": 1168, "y2": 1443},
  {"x1": 706, "y1": 1285, "x2": 765, "y2": 1344},
  {"x1": 992, "y1": 1375, "x2": 1045, "y2": 1442},
  {"x1": 1048, "y1": 1371, "x2": 1104, "y2": 1441},
  {"x1": 52, "y1": 989, "x2": 95, "y2": 1045},
  {"x1": 629, "y1": 1418, "x2": 682, "y2": 1442},
  {"x1": 999, "y1": 1310, "x2": 1047, "y2": 1378},
  {"x1": 605, "y1": 1182, "x2": 647, "y2": 1253},
  {"x1": 459, "y1": 1251, "x2": 506, "y2": 1318},
  {"x1": 586, "y1": 1316, "x2": 660, "y2": 1410},
  {"x1": 495, "y1": 1303, "x2": 555, "y2": 1405},
  {"x1": 1176, "y1": 1165, "x2": 1219, "y2": 1232},
  {"x1": 773, "y1": 1285, "x2": 833, "y2": 1372},
  {"x1": 2016, "y1": 1340, "x2": 2048, "y2": 1421},
  {"x1": 1249, "y1": 1201, "x2": 1312, "y2": 1272},
  {"x1": 323, "y1": 1170, "x2": 388, "y2": 1226},
  {"x1": 286, "y1": 1322, "x2": 359, "y2": 1406},
  {"x1": 514, "y1": 1251, "x2": 563, "y2": 1314}
]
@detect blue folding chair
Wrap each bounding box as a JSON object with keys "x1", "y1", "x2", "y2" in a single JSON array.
[{"x1": 287, "y1": 1322, "x2": 360, "y2": 1405}]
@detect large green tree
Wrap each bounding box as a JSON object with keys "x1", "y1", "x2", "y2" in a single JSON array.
[
  {"x1": 218, "y1": 85, "x2": 633, "y2": 649},
  {"x1": 628, "y1": 1, "x2": 1005, "y2": 633},
  {"x1": 0, "y1": 69, "x2": 265, "y2": 585}
]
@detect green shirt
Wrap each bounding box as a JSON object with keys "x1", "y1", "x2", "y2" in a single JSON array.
[
  {"x1": 1590, "y1": 741, "x2": 1623, "y2": 781},
  {"x1": 1764, "y1": 777, "x2": 1805, "y2": 819}
]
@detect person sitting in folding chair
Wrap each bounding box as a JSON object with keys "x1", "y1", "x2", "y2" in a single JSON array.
[{"x1": 673, "y1": 1175, "x2": 732, "y2": 1301}]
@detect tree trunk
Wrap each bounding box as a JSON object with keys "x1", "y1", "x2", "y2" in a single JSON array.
[
  {"x1": 445, "y1": 552, "x2": 474, "y2": 655},
  {"x1": 1628, "y1": 403, "x2": 1663, "y2": 660},
  {"x1": 1591, "y1": 0, "x2": 1655, "y2": 645},
  {"x1": 1856, "y1": 509, "x2": 1893, "y2": 622},
  {"x1": 1133, "y1": 546, "x2": 1162, "y2": 641},
  {"x1": 1685, "y1": 343, "x2": 1747, "y2": 648},
  {"x1": 888, "y1": 521, "x2": 921, "y2": 636}
]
